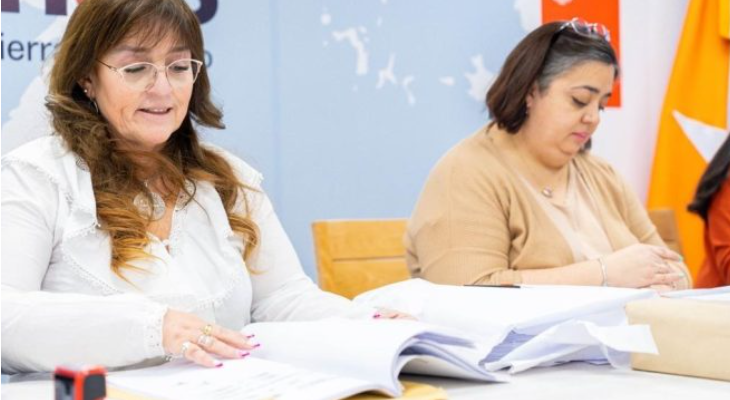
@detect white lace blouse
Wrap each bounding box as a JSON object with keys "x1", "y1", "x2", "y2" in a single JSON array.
[{"x1": 1, "y1": 136, "x2": 374, "y2": 374}]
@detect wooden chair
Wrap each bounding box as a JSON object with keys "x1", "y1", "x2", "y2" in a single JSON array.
[
  {"x1": 648, "y1": 208, "x2": 683, "y2": 255},
  {"x1": 312, "y1": 219, "x2": 410, "y2": 299},
  {"x1": 311, "y1": 211, "x2": 681, "y2": 299}
]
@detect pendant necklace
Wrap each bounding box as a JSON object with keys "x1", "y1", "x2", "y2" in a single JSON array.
[
  {"x1": 511, "y1": 137, "x2": 563, "y2": 199},
  {"x1": 134, "y1": 180, "x2": 196, "y2": 220},
  {"x1": 133, "y1": 181, "x2": 167, "y2": 221}
]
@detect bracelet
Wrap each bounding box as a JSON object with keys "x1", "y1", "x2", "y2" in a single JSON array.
[{"x1": 597, "y1": 257, "x2": 609, "y2": 287}]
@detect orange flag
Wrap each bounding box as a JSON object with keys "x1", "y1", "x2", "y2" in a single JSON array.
[
  {"x1": 648, "y1": 0, "x2": 730, "y2": 279},
  {"x1": 541, "y1": 0, "x2": 621, "y2": 107}
]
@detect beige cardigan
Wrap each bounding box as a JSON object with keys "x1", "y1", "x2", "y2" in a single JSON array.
[{"x1": 406, "y1": 125, "x2": 681, "y2": 285}]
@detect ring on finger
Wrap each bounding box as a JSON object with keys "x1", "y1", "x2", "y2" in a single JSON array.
[
  {"x1": 197, "y1": 334, "x2": 214, "y2": 348},
  {"x1": 179, "y1": 340, "x2": 193, "y2": 357},
  {"x1": 202, "y1": 324, "x2": 213, "y2": 336}
]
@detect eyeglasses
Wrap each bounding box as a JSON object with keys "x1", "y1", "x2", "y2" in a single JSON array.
[
  {"x1": 97, "y1": 58, "x2": 204, "y2": 91},
  {"x1": 559, "y1": 17, "x2": 611, "y2": 42}
]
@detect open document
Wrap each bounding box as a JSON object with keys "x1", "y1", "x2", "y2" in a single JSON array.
[
  {"x1": 108, "y1": 319, "x2": 506, "y2": 400},
  {"x1": 354, "y1": 279, "x2": 660, "y2": 373},
  {"x1": 242, "y1": 319, "x2": 507, "y2": 392},
  {"x1": 109, "y1": 357, "x2": 383, "y2": 400}
]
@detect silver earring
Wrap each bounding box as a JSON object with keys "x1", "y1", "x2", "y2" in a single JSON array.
[{"x1": 83, "y1": 88, "x2": 98, "y2": 113}]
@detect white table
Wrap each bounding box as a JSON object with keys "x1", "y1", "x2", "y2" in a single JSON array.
[
  {"x1": 2, "y1": 363, "x2": 729, "y2": 399},
  {"x1": 406, "y1": 363, "x2": 730, "y2": 399}
]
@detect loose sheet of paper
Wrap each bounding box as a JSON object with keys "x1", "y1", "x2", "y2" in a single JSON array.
[{"x1": 108, "y1": 358, "x2": 376, "y2": 400}]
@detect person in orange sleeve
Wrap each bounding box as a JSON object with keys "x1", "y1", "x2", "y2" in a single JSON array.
[{"x1": 688, "y1": 134, "x2": 730, "y2": 287}]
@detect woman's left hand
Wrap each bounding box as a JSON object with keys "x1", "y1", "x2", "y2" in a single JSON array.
[
  {"x1": 162, "y1": 309, "x2": 257, "y2": 367},
  {"x1": 646, "y1": 263, "x2": 690, "y2": 292}
]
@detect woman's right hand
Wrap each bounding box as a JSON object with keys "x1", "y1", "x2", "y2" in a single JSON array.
[
  {"x1": 602, "y1": 244, "x2": 684, "y2": 288},
  {"x1": 162, "y1": 309, "x2": 258, "y2": 367}
]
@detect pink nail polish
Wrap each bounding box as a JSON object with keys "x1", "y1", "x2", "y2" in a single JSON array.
[
  {"x1": 246, "y1": 334, "x2": 256, "y2": 339},
  {"x1": 239, "y1": 351, "x2": 250, "y2": 358},
  {"x1": 252, "y1": 343, "x2": 261, "y2": 349},
  {"x1": 215, "y1": 362, "x2": 223, "y2": 368},
  {"x1": 373, "y1": 313, "x2": 382, "y2": 319}
]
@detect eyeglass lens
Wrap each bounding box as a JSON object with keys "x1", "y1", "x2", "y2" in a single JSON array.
[{"x1": 119, "y1": 60, "x2": 201, "y2": 91}]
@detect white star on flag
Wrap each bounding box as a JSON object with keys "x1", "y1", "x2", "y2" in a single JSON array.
[{"x1": 672, "y1": 110, "x2": 728, "y2": 163}]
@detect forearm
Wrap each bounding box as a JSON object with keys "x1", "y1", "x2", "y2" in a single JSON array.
[
  {"x1": 1, "y1": 287, "x2": 167, "y2": 374},
  {"x1": 519, "y1": 259, "x2": 603, "y2": 286},
  {"x1": 518, "y1": 251, "x2": 688, "y2": 289}
]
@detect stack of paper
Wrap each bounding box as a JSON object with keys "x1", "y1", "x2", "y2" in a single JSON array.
[
  {"x1": 108, "y1": 319, "x2": 506, "y2": 400},
  {"x1": 243, "y1": 319, "x2": 507, "y2": 389},
  {"x1": 354, "y1": 279, "x2": 660, "y2": 372}
]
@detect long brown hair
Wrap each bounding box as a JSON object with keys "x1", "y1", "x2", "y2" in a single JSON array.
[{"x1": 46, "y1": 0, "x2": 259, "y2": 279}]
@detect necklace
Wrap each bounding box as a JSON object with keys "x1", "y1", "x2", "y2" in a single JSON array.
[
  {"x1": 509, "y1": 135, "x2": 565, "y2": 199},
  {"x1": 133, "y1": 180, "x2": 194, "y2": 221},
  {"x1": 540, "y1": 187, "x2": 554, "y2": 199},
  {"x1": 134, "y1": 183, "x2": 167, "y2": 221}
]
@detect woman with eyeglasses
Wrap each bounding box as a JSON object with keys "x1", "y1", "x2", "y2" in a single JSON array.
[
  {"x1": 688, "y1": 134, "x2": 730, "y2": 287},
  {"x1": 1, "y1": 0, "x2": 404, "y2": 374},
  {"x1": 406, "y1": 19, "x2": 691, "y2": 290}
]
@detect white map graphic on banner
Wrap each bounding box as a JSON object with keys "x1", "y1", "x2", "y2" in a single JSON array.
[
  {"x1": 321, "y1": 0, "x2": 521, "y2": 107},
  {"x1": 2, "y1": 2, "x2": 70, "y2": 154}
]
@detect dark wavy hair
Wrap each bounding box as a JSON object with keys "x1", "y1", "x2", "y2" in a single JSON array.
[
  {"x1": 688, "y1": 134, "x2": 730, "y2": 221},
  {"x1": 45, "y1": 0, "x2": 259, "y2": 279},
  {"x1": 486, "y1": 20, "x2": 620, "y2": 149}
]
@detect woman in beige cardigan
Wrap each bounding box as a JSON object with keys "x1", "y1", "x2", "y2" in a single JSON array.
[{"x1": 406, "y1": 19, "x2": 690, "y2": 290}]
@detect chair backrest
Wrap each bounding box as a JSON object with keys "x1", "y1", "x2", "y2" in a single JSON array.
[
  {"x1": 648, "y1": 208, "x2": 683, "y2": 255},
  {"x1": 311, "y1": 219, "x2": 410, "y2": 299}
]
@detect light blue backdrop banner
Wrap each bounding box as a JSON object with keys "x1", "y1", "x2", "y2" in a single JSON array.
[{"x1": 2, "y1": 0, "x2": 531, "y2": 279}]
